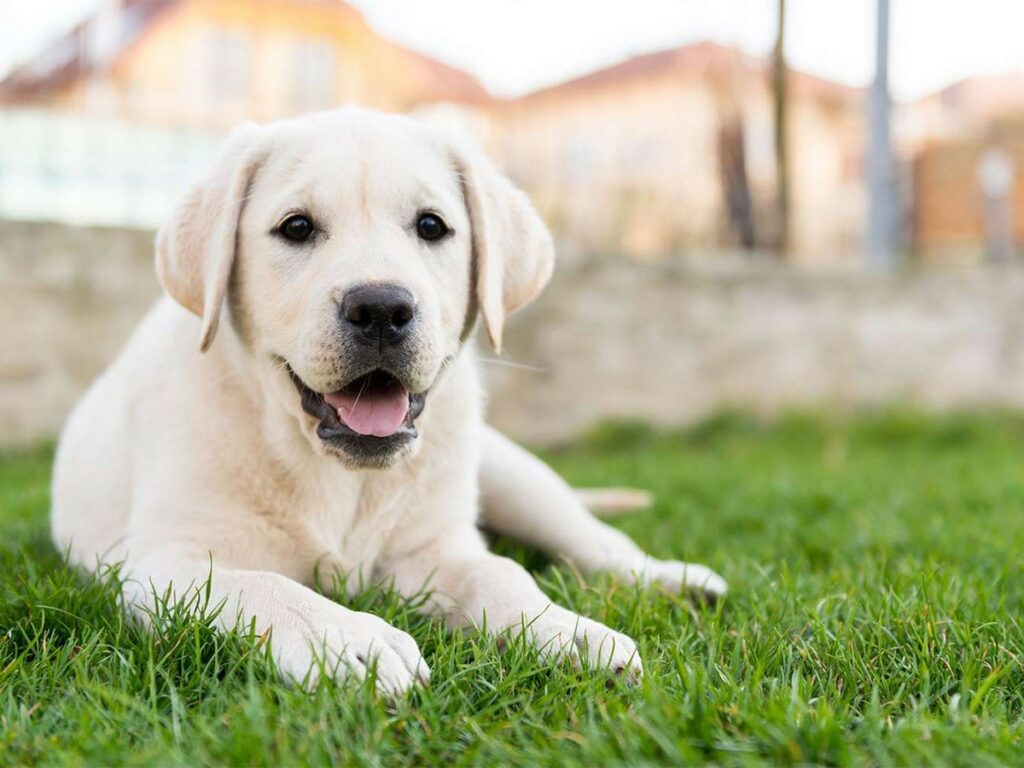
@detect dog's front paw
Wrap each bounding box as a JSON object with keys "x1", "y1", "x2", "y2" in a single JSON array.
[
  {"x1": 516, "y1": 605, "x2": 643, "y2": 681},
  {"x1": 271, "y1": 605, "x2": 429, "y2": 696},
  {"x1": 635, "y1": 558, "x2": 728, "y2": 601}
]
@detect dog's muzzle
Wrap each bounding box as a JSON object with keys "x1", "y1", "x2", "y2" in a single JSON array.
[{"x1": 289, "y1": 367, "x2": 427, "y2": 467}]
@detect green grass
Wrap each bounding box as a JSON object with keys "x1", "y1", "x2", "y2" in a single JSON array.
[{"x1": 3, "y1": 411, "x2": 1024, "y2": 766}]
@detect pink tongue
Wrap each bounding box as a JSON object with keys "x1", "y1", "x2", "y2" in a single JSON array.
[{"x1": 324, "y1": 381, "x2": 409, "y2": 438}]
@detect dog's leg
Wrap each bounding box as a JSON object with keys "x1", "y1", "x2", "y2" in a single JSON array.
[
  {"x1": 479, "y1": 425, "x2": 727, "y2": 599},
  {"x1": 122, "y1": 543, "x2": 428, "y2": 694},
  {"x1": 380, "y1": 529, "x2": 643, "y2": 679}
]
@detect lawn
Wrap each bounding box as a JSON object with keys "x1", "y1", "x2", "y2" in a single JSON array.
[{"x1": 2, "y1": 411, "x2": 1024, "y2": 766}]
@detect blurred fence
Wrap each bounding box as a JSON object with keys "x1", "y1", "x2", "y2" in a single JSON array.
[
  {"x1": 0, "y1": 109, "x2": 218, "y2": 228},
  {"x1": 6, "y1": 217, "x2": 1024, "y2": 448},
  {"x1": 913, "y1": 117, "x2": 1024, "y2": 263}
]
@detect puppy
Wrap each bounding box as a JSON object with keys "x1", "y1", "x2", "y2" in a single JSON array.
[{"x1": 51, "y1": 108, "x2": 725, "y2": 694}]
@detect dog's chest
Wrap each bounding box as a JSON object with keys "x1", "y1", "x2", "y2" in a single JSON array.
[{"x1": 291, "y1": 470, "x2": 417, "y2": 588}]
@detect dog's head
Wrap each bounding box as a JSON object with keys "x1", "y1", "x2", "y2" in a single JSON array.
[{"x1": 155, "y1": 108, "x2": 553, "y2": 468}]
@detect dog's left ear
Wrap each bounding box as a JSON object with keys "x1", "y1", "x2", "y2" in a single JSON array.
[
  {"x1": 451, "y1": 142, "x2": 555, "y2": 353},
  {"x1": 155, "y1": 123, "x2": 266, "y2": 352}
]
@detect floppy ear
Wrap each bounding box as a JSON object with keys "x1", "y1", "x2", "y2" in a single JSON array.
[
  {"x1": 155, "y1": 124, "x2": 265, "y2": 352},
  {"x1": 452, "y1": 144, "x2": 555, "y2": 353}
]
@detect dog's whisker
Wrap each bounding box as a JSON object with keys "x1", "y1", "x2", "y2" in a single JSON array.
[
  {"x1": 477, "y1": 356, "x2": 547, "y2": 373},
  {"x1": 348, "y1": 372, "x2": 372, "y2": 412}
]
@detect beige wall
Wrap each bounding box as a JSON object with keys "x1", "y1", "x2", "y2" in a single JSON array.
[
  {"x1": 3, "y1": 219, "x2": 1024, "y2": 449},
  {"x1": 495, "y1": 76, "x2": 725, "y2": 260},
  {"x1": 788, "y1": 98, "x2": 866, "y2": 262}
]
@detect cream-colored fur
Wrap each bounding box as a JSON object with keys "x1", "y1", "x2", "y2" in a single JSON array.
[{"x1": 51, "y1": 108, "x2": 725, "y2": 695}]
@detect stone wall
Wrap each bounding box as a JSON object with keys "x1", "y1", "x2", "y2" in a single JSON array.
[
  {"x1": 3, "y1": 218, "x2": 1024, "y2": 448},
  {"x1": 0, "y1": 220, "x2": 160, "y2": 446},
  {"x1": 486, "y1": 258, "x2": 1024, "y2": 442}
]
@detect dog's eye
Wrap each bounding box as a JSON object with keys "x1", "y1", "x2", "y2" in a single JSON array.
[
  {"x1": 416, "y1": 212, "x2": 449, "y2": 242},
  {"x1": 278, "y1": 214, "x2": 315, "y2": 243}
]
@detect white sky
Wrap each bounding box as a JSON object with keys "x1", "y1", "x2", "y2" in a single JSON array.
[{"x1": 1, "y1": 0, "x2": 1022, "y2": 102}]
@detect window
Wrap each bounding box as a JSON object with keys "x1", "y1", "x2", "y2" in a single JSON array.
[
  {"x1": 207, "y1": 26, "x2": 251, "y2": 102},
  {"x1": 565, "y1": 136, "x2": 594, "y2": 183},
  {"x1": 291, "y1": 39, "x2": 337, "y2": 113}
]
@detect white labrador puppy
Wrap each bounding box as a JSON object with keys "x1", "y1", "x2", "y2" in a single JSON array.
[{"x1": 51, "y1": 108, "x2": 725, "y2": 694}]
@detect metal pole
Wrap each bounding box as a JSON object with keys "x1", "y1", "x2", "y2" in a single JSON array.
[
  {"x1": 866, "y1": 0, "x2": 897, "y2": 268},
  {"x1": 773, "y1": 0, "x2": 789, "y2": 255}
]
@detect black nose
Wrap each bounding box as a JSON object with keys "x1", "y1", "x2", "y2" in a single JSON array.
[{"x1": 340, "y1": 283, "x2": 416, "y2": 348}]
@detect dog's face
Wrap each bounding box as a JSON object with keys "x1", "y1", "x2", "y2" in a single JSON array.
[
  {"x1": 234, "y1": 114, "x2": 473, "y2": 466},
  {"x1": 155, "y1": 109, "x2": 553, "y2": 468}
]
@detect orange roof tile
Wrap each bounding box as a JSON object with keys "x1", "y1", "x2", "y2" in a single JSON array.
[{"x1": 513, "y1": 40, "x2": 861, "y2": 108}]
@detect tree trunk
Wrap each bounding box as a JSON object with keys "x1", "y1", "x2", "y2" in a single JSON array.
[{"x1": 718, "y1": 114, "x2": 756, "y2": 250}]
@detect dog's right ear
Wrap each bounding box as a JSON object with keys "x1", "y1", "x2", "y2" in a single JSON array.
[
  {"x1": 156, "y1": 123, "x2": 265, "y2": 352},
  {"x1": 448, "y1": 139, "x2": 554, "y2": 354}
]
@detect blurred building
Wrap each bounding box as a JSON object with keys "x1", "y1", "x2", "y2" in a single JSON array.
[
  {"x1": 0, "y1": 0, "x2": 486, "y2": 127},
  {"x1": 493, "y1": 43, "x2": 866, "y2": 263},
  {"x1": 7, "y1": 1, "x2": 1021, "y2": 265},
  {"x1": 0, "y1": 0, "x2": 487, "y2": 227}
]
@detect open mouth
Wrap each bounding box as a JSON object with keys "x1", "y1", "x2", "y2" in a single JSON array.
[{"x1": 289, "y1": 367, "x2": 427, "y2": 462}]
